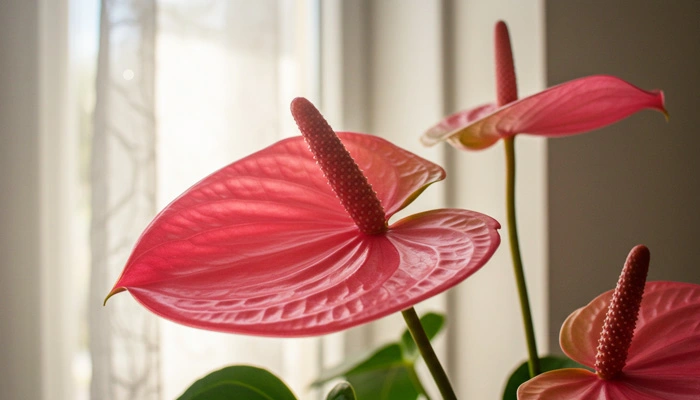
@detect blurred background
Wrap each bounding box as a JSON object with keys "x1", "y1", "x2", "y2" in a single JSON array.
[{"x1": 1, "y1": 0, "x2": 698, "y2": 399}]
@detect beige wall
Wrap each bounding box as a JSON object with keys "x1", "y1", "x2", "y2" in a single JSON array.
[
  {"x1": 0, "y1": 1, "x2": 43, "y2": 399},
  {"x1": 546, "y1": 0, "x2": 700, "y2": 352},
  {"x1": 1, "y1": 1, "x2": 72, "y2": 399}
]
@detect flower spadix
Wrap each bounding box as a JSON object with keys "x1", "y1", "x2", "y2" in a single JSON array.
[
  {"x1": 291, "y1": 98, "x2": 386, "y2": 235},
  {"x1": 518, "y1": 245, "x2": 700, "y2": 399},
  {"x1": 422, "y1": 21, "x2": 667, "y2": 151},
  {"x1": 105, "y1": 98, "x2": 500, "y2": 337}
]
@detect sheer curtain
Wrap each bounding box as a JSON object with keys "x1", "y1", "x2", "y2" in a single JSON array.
[
  {"x1": 155, "y1": 1, "x2": 321, "y2": 398},
  {"x1": 88, "y1": 0, "x2": 323, "y2": 399},
  {"x1": 89, "y1": 1, "x2": 159, "y2": 399}
]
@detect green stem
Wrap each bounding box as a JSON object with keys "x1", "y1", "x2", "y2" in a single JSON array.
[
  {"x1": 504, "y1": 137, "x2": 541, "y2": 377},
  {"x1": 401, "y1": 307, "x2": 457, "y2": 400}
]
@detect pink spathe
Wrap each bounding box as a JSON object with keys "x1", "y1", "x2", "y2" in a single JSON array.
[
  {"x1": 423, "y1": 75, "x2": 666, "y2": 151},
  {"x1": 106, "y1": 98, "x2": 501, "y2": 337},
  {"x1": 422, "y1": 21, "x2": 666, "y2": 151}
]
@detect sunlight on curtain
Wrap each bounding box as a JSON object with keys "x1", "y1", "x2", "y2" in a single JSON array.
[
  {"x1": 87, "y1": 1, "x2": 322, "y2": 399},
  {"x1": 154, "y1": 1, "x2": 320, "y2": 398},
  {"x1": 89, "y1": 1, "x2": 160, "y2": 399}
]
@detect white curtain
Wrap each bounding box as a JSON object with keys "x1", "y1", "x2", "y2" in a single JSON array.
[
  {"x1": 89, "y1": 1, "x2": 160, "y2": 399},
  {"x1": 154, "y1": 1, "x2": 321, "y2": 398},
  {"x1": 89, "y1": 1, "x2": 324, "y2": 398}
]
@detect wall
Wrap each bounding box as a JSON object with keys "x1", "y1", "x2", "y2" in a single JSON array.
[
  {"x1": 546, "y1": 0, "x2": 700, "y2": 352},
  {"x1": 1, "y1": 1, "x2": 72, "y2": 399},
  {"x1": 0, "y1": 1, "x2": 43, "y2": 399}
]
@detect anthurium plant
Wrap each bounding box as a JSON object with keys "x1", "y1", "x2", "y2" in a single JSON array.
[
  {"x1": 518, "y1": 246, "x2": 700, "y2": 399},
  {"x1": 104, "y1": 20, "x2": 698, "y2": 399}
]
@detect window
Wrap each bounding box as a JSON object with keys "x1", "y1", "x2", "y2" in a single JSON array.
[{"x1": 2, "y1": 1, "x2": 551, "y2": 399}]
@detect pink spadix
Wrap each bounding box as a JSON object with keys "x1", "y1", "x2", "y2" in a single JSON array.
[
  {"x1": 595, "y1": 245, "x2": 649, "y2": 380},
  {"x1": 291, "y1": 98, "x2": 386, "y2": 235}
]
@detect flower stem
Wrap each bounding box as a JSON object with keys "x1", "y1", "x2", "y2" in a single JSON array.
[
  {"x1": 401, "y1": 307, "x2": 457, "y2": 400},
  {"x1": 504, "y1": 136, "x2": 541, "y2": 377}
]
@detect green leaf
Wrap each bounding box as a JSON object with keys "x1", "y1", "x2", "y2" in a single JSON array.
[
  {"x1": 314, "y1": 312, "x2": 444, "y2": 400},
  {"x1": 314, "y1": 345, "x2": 423, "y2": 399},
  {"x1": 178, "y1": 365, "x2": 297, "y2": 400},
  {"x1": 400, "y1": 312, "x2": 445, "y2": 358},
  {"x1": 325, "y1": 382, "x2": 357, "y2": 400},
  {"x1": 346, "y1": 364, "x2": 422, "y2": 400},
  {"x1": 313, "y1": 343, "x2": 405, "y2": 386},
  {"x1": 502, "y1": 355, "x2": 589, "y2": 400}
]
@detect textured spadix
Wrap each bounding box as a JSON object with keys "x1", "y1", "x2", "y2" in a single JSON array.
[
  {"x1": 291, "y1": 97, "x2": 386, "y2": 234},
  {"x1": 595, "y1": 245, "x2": 649, "y2": 379},
  {"x1": 518, "y1": 246, "x2": 700, "y2": 400},
  {"x1": 105, "y1": 98, "x2": 500, "y2": 337}
]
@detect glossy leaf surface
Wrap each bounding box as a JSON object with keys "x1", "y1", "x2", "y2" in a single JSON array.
[
  {"x1": 422, "y1": 75, "x2": 666, "y2": 150},
  {"x1": 314, "y1": 343, "x2": 406, "y2": 387},
  {"x1": 317, "y1": 343, "x2": 422, "y2": 400},
  {"x1": 177, "y1": 365, "x2": 297, "y2": 400},
  {"x1": 346, "y1": 364, "x2": 422, "y2": 400},
  {"x1": 107, "y1": 132, "x2": 499, "y2": 336},
  {"x1": 519, "y1": 281, "x2": 700, "y2": 399}
]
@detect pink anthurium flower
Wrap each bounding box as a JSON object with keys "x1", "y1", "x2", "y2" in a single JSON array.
[
  {"x1": 421, "y1": 21, "x2": 667, "y2": 151},
  {"x1": 518, "y1": 245, "x2": 700, "y2": 399},
  {"x1": 105, "y1": 97, "x2": 501, "y2": 337}
]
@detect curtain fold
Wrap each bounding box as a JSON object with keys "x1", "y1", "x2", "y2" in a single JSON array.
[{"x1": 89, "y1": 1, "x2": 160, "y2": 399}]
